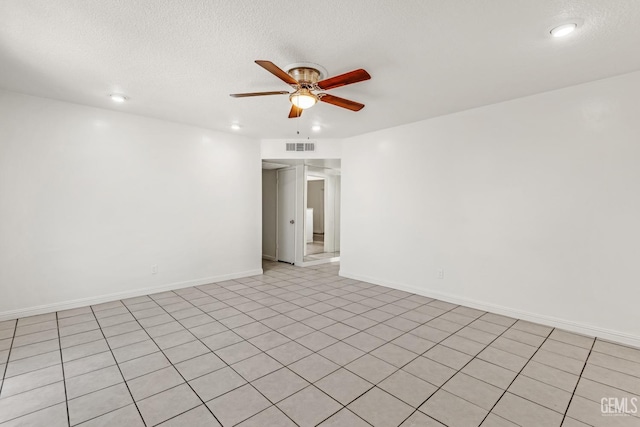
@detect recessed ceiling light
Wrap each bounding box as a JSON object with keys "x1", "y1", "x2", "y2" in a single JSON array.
[
  {"x1": 110, "y1": 93, "x2": 127, "y2": 103},
  {"x1": 550, "y1": 23, "x2": 577, "y2": 38},
  {"x1": 311, "y1": 125, "x2": 321, "y2": 132},
  {"x1": 231, "y1": 123, "x2": 241, "y2": 130}
]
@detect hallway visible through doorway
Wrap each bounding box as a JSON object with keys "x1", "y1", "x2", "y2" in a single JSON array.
[{"x1": 261, "y1": 159, "x2": 340, "y2": 266}]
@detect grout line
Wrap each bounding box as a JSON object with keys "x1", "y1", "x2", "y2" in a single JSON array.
[
  {"x1": 474, "y1": 327, "x2": 556, "y2": 426},
  {"x1": 88, "y1": 306, "x2": 148, "y2": 427},
  {"x1": 159, "y1": 277, "x2": 382, "y2": 425},
  {"x1": 55, "y1": 312, "x2": 71, "y2": 427},
  {"x1": 164, "y1": 314, "x2": 303, "y2": 426},
  {"x1": 560, "y1": 337, "x2": 597, "y2": 426},
  {"x1": 118, "y1": 296, "x2": 228, "y2": 427},
  {"x1": 393, "y1": 315, "x2": 517, "y2": 425},
  {"x1": 0, "y1": 320, "x2": 18, "y2": 398},
  {"x1": 213, "y1": 285, "x2": 468, "y2": 426}
]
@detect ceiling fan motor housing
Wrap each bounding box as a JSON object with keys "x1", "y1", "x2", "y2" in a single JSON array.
[{"x1": 288, "y1": 67, "x2": 321, "y2": 87}]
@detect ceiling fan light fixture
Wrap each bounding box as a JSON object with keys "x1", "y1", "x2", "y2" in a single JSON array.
[{"x1": 289, "y1": 89, "x2": 318, "y2": 109}]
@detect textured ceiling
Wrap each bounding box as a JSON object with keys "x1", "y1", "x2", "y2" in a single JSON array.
[{"x1": 1, "y1": 0, "x2": 640, "y2": 139}]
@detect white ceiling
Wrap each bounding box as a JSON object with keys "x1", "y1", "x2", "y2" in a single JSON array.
[{"x1": 1, "y1": 1, "x2": 639, "y2": 139}]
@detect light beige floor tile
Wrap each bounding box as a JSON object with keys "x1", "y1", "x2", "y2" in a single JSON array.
[
  {"x1": 0, "y1": 402, "x2": 67, "y2": 427},
  {"x1": 1, "y1": 364, "x2": 63, "y2": 397},
  {"x1": 582, "y1": 363, "x2": 640, "y2": 395},
  {"x1": 420, "y1": 389, "x2": 488, "y2": 427},
  {"x1": 404, "y1": 356, "x2": 456, "y2": 387},
  {"x1": 158, "y1": 405, "x2": 221, "y2": 427},
  {"x1": 80, "y1": 404, "x2": 145, "y2": 427},
  {"x1": 189, "y1": 366, "x2": 246, "y2": 401},
  {"x1": 349, "y1": 387, "x2": 414, "y2": 427},
  {"x1": 278, "y1": 385, "x2": 342, "y2": 427},
  {"x1": 462, "y1": 358, "x2": 517, "y2": 389},
  {"x1": 68, "y1": 382, "x2": 133, "y2": 426},
  {"x1": 174, "y1": 352, "x2": 224, "y2": 381},
  {"x1": 316, "y1": 368, "x2": 373, "y2": 405},
  {"x1": 521, "y1": 360, "x2": 579, "y2": 392},
  {"x1": 207, "y1": 384, "x2": 271, "y2": 426},
  {"x1": 508, "y1": 375, "x2": 572, "y2": 413},
  {"x1": 379, "y1": 369, "x2": 437, "y2": 408},
  {"x1": 5, "y1": 351, "x2": 60, "y2": 378},
  {"x1": 127, "y1": 366, "x2": 184, "y2": 401},
  {"x1": 232, "y1": 353, "x2": 283, "y2": 382},
  {"x1": 236, "y1": 405, "x2": 294, "y2": 427},
  {"x1": 0, "y1": 381, "x2": 66, "y2": 424},
  {"x1": 318, "y1": 408, "x2": 371, "y2": 427},
  {"x1": 346, "y1": 354, "x2": 397, "y2": 384},
  {"x1": 64, "y1": 351, "x2": 116, "y2": 379},
  {"x1": 252, "y1": 367, "x2": 310, "y2": 403},
  {"x1": 493, "y1": 392, "x2": 563, "y2": 427},
  {"x1": 588, "y1": 351, "x2": 640, "y2": 377},
  {"x1": 289, "y1": 353, "x2": 340, "y2": 383},
  {"x1": 443, "y1": 372, "x2": 503, "y2": 410},
  {"x1": 137, "y1": 383, "x2": 201, "y2": 426},
  {"x1": 66, "y1": 365, "x2": 123, "y2": 399},
  {"x1": 424, "y1": 344, "x2": 473, "y2": 370}
]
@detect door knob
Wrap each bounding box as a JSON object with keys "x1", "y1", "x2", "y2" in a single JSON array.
[{"x1": 290, "y1": 220, "x2": 295, "y2": 224}]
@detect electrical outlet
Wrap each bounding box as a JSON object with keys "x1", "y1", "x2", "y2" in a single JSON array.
[
  {"x1": 152, "y1": 264, "x2": 158, "y2": 275},
  {"x1": 437, "y1": 268, "x2": 445, "y2": 279}
]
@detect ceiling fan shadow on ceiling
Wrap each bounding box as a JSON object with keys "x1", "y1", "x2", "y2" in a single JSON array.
[{"x1": 230, "y1": 60, "x2": 371, "y2": 118}]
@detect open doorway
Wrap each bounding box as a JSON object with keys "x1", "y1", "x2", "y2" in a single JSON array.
[
  {"x1": 261, "y1": 159, "x2": 340, "y2": 266},
  {"x1": 303, "y1": 165, "x2": 340, "y2": 262},
  {"x1": 305, "y1": 176, "x2": 325, "y2": 257}
]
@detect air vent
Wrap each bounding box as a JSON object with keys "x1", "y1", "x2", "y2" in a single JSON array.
[{"x1": 285, "y1": 142, "x2": 315, "y2": 152}]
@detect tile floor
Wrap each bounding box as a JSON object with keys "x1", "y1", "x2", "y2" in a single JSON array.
[{"x1": 1, "y1": 261, "x2": 639, "y2": 426}]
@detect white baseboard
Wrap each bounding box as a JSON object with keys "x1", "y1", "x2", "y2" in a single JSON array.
[
  {"x1": 262, "y1": 254, "x2": 277, "y2": 261},
  {"x1": 339, "y1": 270, "x2": 640, "y2": 349},
  {"x1": 0, "y1": 268, "x2": 264, "y2": 322}
]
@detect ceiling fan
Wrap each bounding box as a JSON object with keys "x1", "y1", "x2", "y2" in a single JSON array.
[{"x1": 230, "y1": 60, "x2": 371, "y2": 118}]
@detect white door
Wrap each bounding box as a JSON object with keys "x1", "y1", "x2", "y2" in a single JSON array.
[{"x1": 277, "y1": 168, "x2": 296, "y2": 263}]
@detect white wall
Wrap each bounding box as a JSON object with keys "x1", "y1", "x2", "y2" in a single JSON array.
[
  {"x1": 341, "y1": 71, "x2": 640, "y2": 346},
  {"x1": 0, "y1": 90, "x2": 262, "y2": 319},
  {"x1": 262, "y1": 169, "x2": 277, "y2": 260}
]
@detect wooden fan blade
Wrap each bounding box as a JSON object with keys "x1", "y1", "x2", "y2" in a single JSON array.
[
  {"x1": 288, "y1": 105, "x2": 303, "y2": 118},
  {"x1": 255, "y1": 60, "x2": 299, "y2": 86},
  {"x1": 317, "y1": 69, "x2": 371, "y2": 90},
  {"x1": 230, "y1": 91, "x2": 290, "y2": 98},
  {"x1": 320, "y1": 94, "x2": 364, "y2": 111}
]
